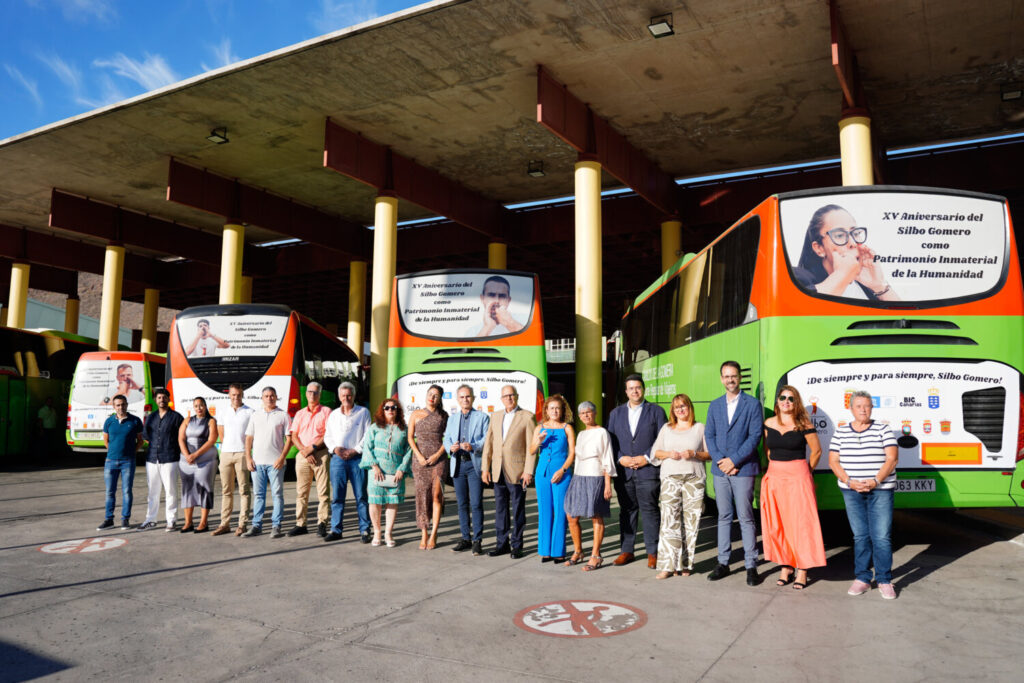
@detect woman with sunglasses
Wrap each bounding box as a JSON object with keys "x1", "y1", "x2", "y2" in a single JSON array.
[
  {"x1": 650, "y1": 393, "x2": 709, "y2": 579},
  {"x1": 760, "y1": 386, "x2": 826, "y2": 589},
  {"x1": 359, "y1": 399, "x2": 413, "y2": 547},
  {"x1": 795, "y1": 204, "x2": 900, "y2": 301}
]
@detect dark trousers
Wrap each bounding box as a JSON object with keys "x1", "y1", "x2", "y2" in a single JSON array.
[
  {"x1": 453, "y1": 456, "x2": 484, "y2": 542},
  {"x1": 493, "y1": 470, "x2": 526, "y2": 549},
  {"x1": 614, "y1": 474, "x2": 661, "y2": 554}
]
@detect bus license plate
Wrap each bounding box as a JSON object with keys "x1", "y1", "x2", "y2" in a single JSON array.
[{"x1": 896, "y1": 479, "x2": 935, "y2": 492}]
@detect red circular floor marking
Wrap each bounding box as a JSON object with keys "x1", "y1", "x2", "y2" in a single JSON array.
[
  {"x1": 39, "y1": 537, "x2": 127, "y2": 554},
  {"x1": 513, "y1": 600, "x2": 647, "y2": 638}
]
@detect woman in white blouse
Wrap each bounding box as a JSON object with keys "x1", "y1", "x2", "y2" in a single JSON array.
[
  {"x1": 562, "y1": 401, "x2": 616, "y2": 571},
  {"x1": 652, "y1": 393, "x2": 710, "y2": 579}
]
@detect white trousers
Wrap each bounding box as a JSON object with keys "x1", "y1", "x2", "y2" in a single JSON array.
[{"x1": 144, "y1": 461, "x2": 179, "y2": 524}]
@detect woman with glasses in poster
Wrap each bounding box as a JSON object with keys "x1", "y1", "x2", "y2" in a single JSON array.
[
  {"x1": 760, "y1": 386, "x2": 826, "y2": 590},
  {"x1": 795, "y1": 204, "x2": 901, "y2": 301},
  {"x1": 360, "y1": 399, "x2": 413, "y2": 548}
]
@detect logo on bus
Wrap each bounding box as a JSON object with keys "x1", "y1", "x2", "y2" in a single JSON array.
[
  {"x1": 900, "y1": 396, "x2": 922, "y2": 408},
  {"x1": 940, "y1": 420, "x2": 951, "y2": 435},
  {"x1": 923, "y1": 420, "x2": 932, "y2": 434},
  {"x1": 928, "y1": 388, "x2": 940, "y2": 409}
]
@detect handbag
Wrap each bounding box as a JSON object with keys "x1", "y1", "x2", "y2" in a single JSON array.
[{"x1": 378, "y1": 473, "x2": 399, "y2": 488}]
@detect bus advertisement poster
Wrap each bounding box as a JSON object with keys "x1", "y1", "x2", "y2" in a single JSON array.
[
  {"x1": 779, "y1": 191, "x2": 1006, "y2": 304},
  {"x1": 394, "y1": 370, "x2": 541, "y2": 416},
  {"x1": 396, "y1": 271, "x2": 534, "y2": 340},
  {"x1": 785, "y1": 359, "x2": 1016, "y2": 470},
  {"x1": 176, "y1": 315, "x2": 288, "y2": 358},
  {"x1": 70, "y1": 359, "x2": 146, "y2": 409}
]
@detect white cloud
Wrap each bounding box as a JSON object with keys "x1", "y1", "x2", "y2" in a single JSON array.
[
  {"x1": 5, "y1": 65, "x2": 43, "y2": 107},
  {"x1": 49, "y1": 0, "x2": 117, "y2": 23},
  {"x1": 200, "y1": 37, "x2": 240, "y2": 72},
  {"x1": 310, "y1": 0, "x2": 378, "y2": 34},
  {"x1": 92, "y1": 52, "x2": 179, "y2": 91},
  {"x1": 76, "y1": 74, "x2": 126, "y2": 108},
  {"x1": 37, "y1": 52, "x2": 82, "y2": 91}
]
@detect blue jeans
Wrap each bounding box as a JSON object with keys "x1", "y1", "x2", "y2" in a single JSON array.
[
  {"x1": 714, "y1": 474, "x2": 758, "y2": 568},
  {"x1": 329, "y1": 455, "x2": 369, "y2": 534},
  {"x1": 452, "y1": 457, "x2": 484, "y2": 542},
  {"x1": 841, "y1": 487, "x2": 894, "y2": 584},
  {"x1": 104, "y1": 458, "x2": 136, "y2": 521},
  {"x1": 251, "y1": 464, "x2": 285, "y2": 530}
]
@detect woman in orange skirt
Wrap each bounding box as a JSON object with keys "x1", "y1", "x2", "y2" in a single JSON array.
[{"x1": 760, "y1": 385, "x2": 826, "y2": 589}]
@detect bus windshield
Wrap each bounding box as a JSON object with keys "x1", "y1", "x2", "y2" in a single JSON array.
[
  {"x1": 395, "y1": 271, "x2": 536, "y2": 341},
  {"x1": 780, "y1": 189, "x2": 1008, "y2": 307}
]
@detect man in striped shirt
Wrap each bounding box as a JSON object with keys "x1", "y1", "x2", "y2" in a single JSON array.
[{"x1": 828, "y1": 390, "x2": 899, "y2": 599}]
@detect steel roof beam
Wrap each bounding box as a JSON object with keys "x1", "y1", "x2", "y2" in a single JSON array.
[
  {"x1": 167, "y1": 158, "x2": 370, "y2": 260},
  {"x1": 323, "y1": 119, "x2": 508, "y2": 241},
  {"x1": 536, "y1": 67, "x2": 679, "y2": 219}
]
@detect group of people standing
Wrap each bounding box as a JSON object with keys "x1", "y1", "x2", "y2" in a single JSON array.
[{"x1": 99, "y1": 362, "x2": 900, "y2": 598}]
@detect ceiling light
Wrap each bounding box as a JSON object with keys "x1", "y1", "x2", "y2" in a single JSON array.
[
  {"x1": 206, "y1": 127, "x2": 229, "y2": 144},
  {"x1": 1001, "y1": 83, "x2": 1023, "y2": 102},
  {"x1": 648, "y1": 13, "x2": 674, "y2": 38},
  {"x1": 527, "y1": 160, "x2": 545, "y2": 178}
]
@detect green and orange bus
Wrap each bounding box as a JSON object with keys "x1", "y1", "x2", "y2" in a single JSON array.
[{"x1": 618, "y1": 185, "x2": 1024, "y2": 508}]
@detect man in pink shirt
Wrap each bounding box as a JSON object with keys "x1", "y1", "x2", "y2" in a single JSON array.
[{"x1": 289, "y1": 382, "x2": 332, "y2": 537}]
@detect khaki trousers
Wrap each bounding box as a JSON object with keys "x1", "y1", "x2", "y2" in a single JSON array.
[
  {"x1": 219, "y1": 450, "x2": 252, "y2": 527},
  {"x1": 295, "y1": 449, "x2": 331, "y2": 527}
]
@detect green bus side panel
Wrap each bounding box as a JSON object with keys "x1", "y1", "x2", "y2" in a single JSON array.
[{"x1": 7, "y1": 377, "x2": 27, "y2": 456}]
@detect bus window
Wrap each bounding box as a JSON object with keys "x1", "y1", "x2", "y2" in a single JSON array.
[{"x1": 704, "y1": 217, "x2": 760, "y2": 335}]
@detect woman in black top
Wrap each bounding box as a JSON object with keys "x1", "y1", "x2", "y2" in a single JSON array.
[{"x1": 760, "y1": 386, "x2": 826, "y2": 589}]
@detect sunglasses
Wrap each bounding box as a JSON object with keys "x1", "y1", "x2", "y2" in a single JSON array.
[
  {"x1": 383, "y1": 405, "x2": 397, "y2": 412},
  {"x1": 820, "y1": 227, "x2": 868, "y2": 246},
  {"x1": 778, "y1": 395, "x2": 796, "y2": 403}
]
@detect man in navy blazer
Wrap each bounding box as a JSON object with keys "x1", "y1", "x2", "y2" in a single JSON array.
[
  {"x1": 705, "y1": 360, "x2": 763, "y2": 585},
  {"x1": 443, "y1": 385, "x2": 490, "y2": 555},
  {"x1": 606, "y1": 374, "x2": 667, "y2": 568}
]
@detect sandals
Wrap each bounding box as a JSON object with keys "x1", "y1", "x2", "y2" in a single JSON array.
[
  {"x1": 793, "y1": 582, "x2": 807, "y2": 590},
  {"x1": 678, "y1": 569, "x2": 692, "y2": 577},
  {"x1": 386, "y1": 538, "x2": 397, "y2": 548},
  {"x1": 655, "y1": 571, "x2": 673, "y2": 580},
  {"x1": 777, "y1": 566, "x2": 794, "y2": 586},
  {"x1": 563, "y1": 551, "x2": 583, "y2": 566},
  {"x1": 582, "y1": 556, "x2": 603, "y2": 572}
]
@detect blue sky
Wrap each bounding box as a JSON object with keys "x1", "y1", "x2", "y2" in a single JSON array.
[{"x1": 0, "y1": 0, "x2": 423, "y2": 140}]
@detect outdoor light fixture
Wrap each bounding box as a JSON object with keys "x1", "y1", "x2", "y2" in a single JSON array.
[
  {"x1": 1001, "y1": 83, "x2": 1023, "y2": 102},
  {"x1": 206, "y1": 127, "x2": 229, "y2": 144},
  {"x1": 648, "y1": 13, "x2": 674, "y2": 38},
  {"x1": 527, "y1": 160, "x2": 546, "y2": 178}
]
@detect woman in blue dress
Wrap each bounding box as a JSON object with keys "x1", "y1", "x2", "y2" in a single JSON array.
[
  {"x1": 360, "y1": 398, "x2": 413, "y2": 548},
  {"x1": 531, "y1": 394, "x2": 575, "y2": 563}
]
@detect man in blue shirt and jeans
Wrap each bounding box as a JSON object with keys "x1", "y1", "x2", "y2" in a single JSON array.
[{"x1": 98, "y1": 395, "x2": 144, "y2": 531}]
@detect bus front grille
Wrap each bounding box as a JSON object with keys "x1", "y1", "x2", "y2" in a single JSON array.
[
  {"x1": 189, "y1": 357, "x2": 275, "y2": 393},
  {"x1": 962, "y1": 386, "x2": 1005, "y2": 452}
]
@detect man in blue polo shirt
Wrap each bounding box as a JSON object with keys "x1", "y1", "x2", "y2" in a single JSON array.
[{"x1": 98, "y1": 394, "x2": 144, "y2": 531}]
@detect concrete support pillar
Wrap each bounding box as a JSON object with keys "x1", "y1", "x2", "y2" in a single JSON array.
[
  {"x1": 0, "y1": 306, "x2": 7, "y2": 327},
  {"x1": 347, "y1": 260, "x2": 367, "y2": 360},
  {"x1": 369, "y1": 196, "x2": 398, "y2": 410},
  {"x1": 64, "y1": 298, "x2": 80, "y2": 334},
  {"x1": 839, "y1": 113, "x2": 873, "y2": 186},
  {"x1": 98, "y1": 244, "x2": 125, "y2": 351},
  {"x1": 219, "y1": 223, "x2": 245, "y2": 305},
  {"x1": 6, "y1": 262, "x2": 30, "y2": 329},
  {"x1": 488, "y1": 242, "x2": 507, "y2": 270},
  {"x1": 661, "y1": 219, "x2": 682, "y2": 273},
  {"x1": 240, "y1": 276, "x2": 253, "y2": 304},
  {"x1": 574, "y1": 159, "x2": 603, "y2": 420},
  {"x1": 140, "y1": 288, "x2": 159, "y2": 353}
]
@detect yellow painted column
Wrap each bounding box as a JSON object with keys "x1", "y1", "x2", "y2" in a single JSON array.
[
  {"x1": 219, "y1": 223, "x2": 245, "y2": 305},
  {"x1": 839, "y1": 113, "x2": 873, "y2": 186},
  {"x1": 140, "y1": 288, "x2": 159, "y2": 353},
  {"x1": 240, "y1": 276, "x2": 253, "y2": 304},
  {"x1": 661, "y1": 219, "x2": 682, "y2": 273},
  {"x1": 6, "y1": 262, "x2": 30, "y2": 329},
  {"x1": 98, "y1": 244, "x2": 125, "y2": 351},
  {"x1": 369, "y1": 196, "x2": 398, "y2": 410},
  {"x1": 0, "y1": 307, "x2": 7, "y2": 327},
  {"x1": 64, "y1": 298, "x2": 80, "y2": 334},
  {"x1": 347, "y1": 260, "x2": 367, "y2": 360},
  {"x1": 488, "y1": 242, "x2": 507, "y2": 270},
  {"x1": 575, "y1": 159, "x2": 603, "y2": 420}
]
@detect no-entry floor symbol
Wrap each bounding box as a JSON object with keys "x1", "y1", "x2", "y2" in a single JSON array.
[
  {"x1": 514, "y1": 600, "x2": 647, "y2": 638},
  {"x1": 39, "y1": 538, "x2": 127, "y2": 554}
]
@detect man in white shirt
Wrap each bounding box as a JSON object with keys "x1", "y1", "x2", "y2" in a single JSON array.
[
  {"x1": 184, "y1": 319, "x2": 230, "y2": 358},
  {"x1": 213, "y1": 384, "x2": 253, "y2": 536},
  {"x1": 323, "y1": 382, "x2": 371, "y2": 543},
  {"x1": 242, "y1": 387, "x2": 291, "y2": 539}
]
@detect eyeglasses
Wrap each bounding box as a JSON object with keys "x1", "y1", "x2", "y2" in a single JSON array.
[
  {"x1": 383, "y1": 405, "x2": 397, "y2": 412},
  {"x1": 778, "y1": 395, "x2": 796, "y2": 403},
  {"x1": 821, "y1": 227, "x2": 868, "y2": 246},
  {"x1": 501, "y1": 393, "x2": 517, "y2": 399},
  {"x1": 458, "y1": 395, "x2": 473, "y2": 400}
]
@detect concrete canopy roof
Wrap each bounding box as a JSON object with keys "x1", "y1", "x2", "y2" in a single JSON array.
[{"x1": 0, "y1": 0, "x2": 1022, "y2": 339}]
